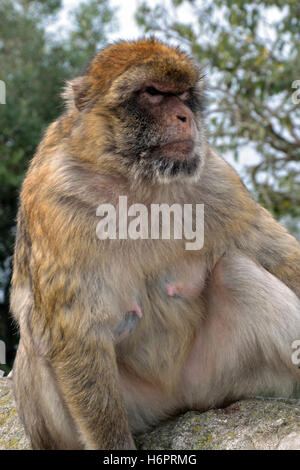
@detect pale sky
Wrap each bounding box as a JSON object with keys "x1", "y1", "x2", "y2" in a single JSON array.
[{"x1": 54, "y1": 0, "x2": 141, "y2": 40}]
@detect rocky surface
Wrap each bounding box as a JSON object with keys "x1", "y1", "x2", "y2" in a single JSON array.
[
  {"x1": 137, "y1": 398, "x2": 300, "y2": 450},
  {"x1": 0, "y1": 377, "x2": 299, "y2": 450},
  {"x1": 0, "y1": 378, "x2": 30, "y2": 449}
]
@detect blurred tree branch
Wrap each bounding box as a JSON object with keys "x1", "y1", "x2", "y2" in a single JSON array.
[{"x1": 136, "y1": 0, "x2": 300, "y2": 225}]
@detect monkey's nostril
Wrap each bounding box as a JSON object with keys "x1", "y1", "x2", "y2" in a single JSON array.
[{"x1": 177, "y1": 115, "x2": 187, "y2": 123}]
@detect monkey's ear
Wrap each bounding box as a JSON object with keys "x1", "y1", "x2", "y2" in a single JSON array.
[{"x1": 62, "y1": 77, "x2": 90, "y2": 111}]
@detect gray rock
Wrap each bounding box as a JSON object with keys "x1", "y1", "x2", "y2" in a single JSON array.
[
  {"x1": 0, "y1": 378, "x2": 30, "y2": 450},
  {"x1": 0, "y1": 377, "x2": 299, "y2": 450},
  {"x1": 136, "y1": 398, "x2": 300, "y2": 450}
]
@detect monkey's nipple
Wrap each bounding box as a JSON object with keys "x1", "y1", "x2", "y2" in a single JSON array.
[{"x1": 131, "y1": 300, "x2": 143, "y2": 318}]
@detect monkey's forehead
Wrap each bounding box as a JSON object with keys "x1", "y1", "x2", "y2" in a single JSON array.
[{"x1": 84, "y1": 38, "x2": 200, "y2": 94}]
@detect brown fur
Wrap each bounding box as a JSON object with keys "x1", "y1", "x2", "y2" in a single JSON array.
[{"x1": 11, "y1": 38, "x2": 300, "y2": 449}]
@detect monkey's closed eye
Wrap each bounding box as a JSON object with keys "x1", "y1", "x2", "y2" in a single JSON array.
[{"x1": 145, "y1": 86, "x2": 162, "y2": 96}]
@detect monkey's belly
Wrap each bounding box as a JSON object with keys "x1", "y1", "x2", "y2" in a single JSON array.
[
  {"x1": 116, "y1": 298, "x2": 208, "y2": 432},
  {"x1": 119, "y1": 366, "x2": 182, "y2": 433},
  {"x1": 114, "y1": 257, "x2": 209, "y2": 431},
  {"x1": 118, "y1": 316, "x2": 225, "y2": 433}
]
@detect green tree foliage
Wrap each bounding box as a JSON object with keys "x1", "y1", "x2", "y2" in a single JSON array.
[
  {"x1": 136, "y1": 0, "x2": 300, "y2": 225},
  {"x1": 0, "y1": 0, "x2": 116, "y2": 369}
]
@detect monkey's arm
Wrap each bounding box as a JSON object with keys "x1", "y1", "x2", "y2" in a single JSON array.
[
  {"x1": 205, "y1": 149, "x2": 300, "y2": 298},
  {"x1": 37, "y1": 244, "x2": 136, "y2": 449},
  {"x1": 244, "y1": 206, "x2": 300, "y2": 298},
  {"x1": 12, "y1": 177, "x2": 136, "y2": 449}
]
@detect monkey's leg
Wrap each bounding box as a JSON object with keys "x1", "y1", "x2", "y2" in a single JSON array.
[{"x1": 182, "y1": 253, "x2": 300, "y2": 408}]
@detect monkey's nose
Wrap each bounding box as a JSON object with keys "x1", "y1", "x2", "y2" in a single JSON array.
[{"x1": 175, "y1": 112, "x2": 196, "y2": 140}]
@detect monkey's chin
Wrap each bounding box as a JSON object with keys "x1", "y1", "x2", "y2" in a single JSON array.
[
  {"x1": 131, "y1": 150, "x2": 202, "y2": 184},
  {"x1": 158, "y1": 153, "x2": 202, "y2": 182}
]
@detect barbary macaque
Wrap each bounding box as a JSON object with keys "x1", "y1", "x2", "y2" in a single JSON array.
[{"x1": 11, "y1": 38, "x2": 300, "y2": 450}]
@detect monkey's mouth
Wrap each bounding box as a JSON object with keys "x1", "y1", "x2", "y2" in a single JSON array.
[{"x1": 151, "y1": 139, "x2": 195, "y2": 161}]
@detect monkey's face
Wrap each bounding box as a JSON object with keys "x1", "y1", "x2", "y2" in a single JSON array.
[
  {"x1": 66, "y1": 39, "x2": 207, "y2": 183},
  {"x1": 114, "y1": 80, "x2": 206, "y2": 183}
]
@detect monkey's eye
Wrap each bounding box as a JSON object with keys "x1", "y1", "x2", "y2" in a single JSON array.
[{"x1": 145, "y1": 86, "x2": 161, "y2": 96}]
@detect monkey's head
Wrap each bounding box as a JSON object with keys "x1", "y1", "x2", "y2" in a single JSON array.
[{"x1": 64, "y1": 38, "x2": 207, "y2": 183}]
